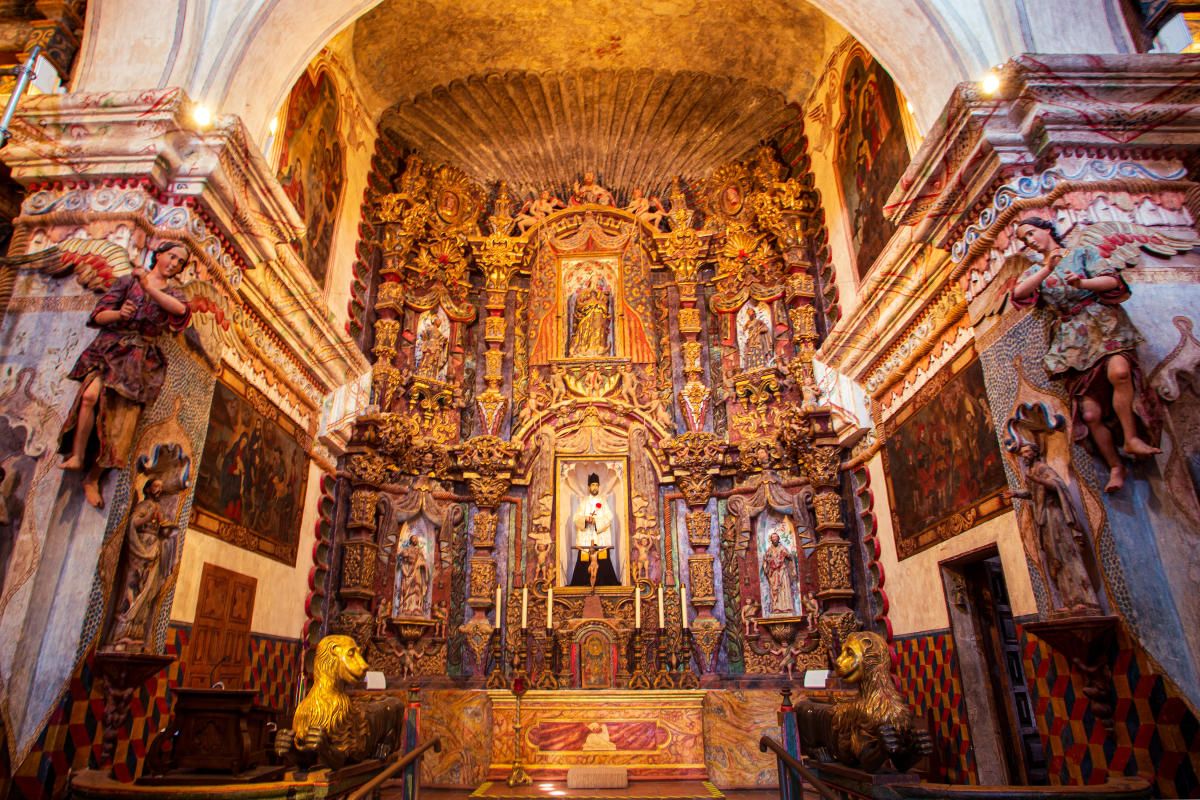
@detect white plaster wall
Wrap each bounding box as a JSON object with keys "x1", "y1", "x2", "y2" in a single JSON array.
[
  {"x1": 867, "y1": 452, "x2": 1037, "y2": 637},
  {"x1": 169, "y1": 458, "x2": 324, "y2": 639}
]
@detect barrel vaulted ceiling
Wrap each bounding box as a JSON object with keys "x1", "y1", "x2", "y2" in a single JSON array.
[{"x1": 348, "y1": 0, "x2": 847, "y2": 192}]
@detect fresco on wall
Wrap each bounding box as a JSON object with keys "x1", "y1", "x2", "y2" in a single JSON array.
[
  {"x1": 277, "y1": 69, "x2": 345, "y2": 288},
  {"x1": 883, "y1": 357, "x2": 1009, "y2": 558},
  {"x1": 835, "y1": 55, "x2": 909, "y2": 281},
  {"x1": 193, "y1": 378, "x2": 308, "y2": 565}
]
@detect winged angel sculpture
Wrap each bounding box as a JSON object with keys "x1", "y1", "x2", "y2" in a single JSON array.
[
  {"x1": 48, "y1": 238, "x2": 231, "y2": 508},
  {"x1": 1010, "y1": 218, "x2": 1198, "y2": 492}
]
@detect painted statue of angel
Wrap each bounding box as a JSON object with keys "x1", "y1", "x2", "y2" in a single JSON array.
[
  {"x1": 623, "y1": 188, "x2": 665, "y2": 230},
  {"x1": 516, "y1": 190, "x2": 565, "y2": 233},
  {"x1": 1011, "y1": 218, "x2": 1197, "y2": 492},
  {"x1": 57, "y1": 241, "x2": 190, "y2": 508}
]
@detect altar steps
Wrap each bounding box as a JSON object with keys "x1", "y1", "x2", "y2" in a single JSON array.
[{"x1": 406, "y1": 782, "x2": 800, "y2": 800}]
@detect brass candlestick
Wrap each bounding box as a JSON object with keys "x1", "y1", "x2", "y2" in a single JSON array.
[
  {"x1": 485, "y1": 626, "x2": 506, "y2": 690},
  {"x1": 677, "y1": 627, "x2": 700, "y2": 688},
  {"x1": 535, "y1": 627, "x2": 558, "y2": 689},
  {"x1": 628, "y1": 628, "x2": 651, "y2": 689},
  {"x1": 653, "y1": 627, "x2": 673, "y2": 689}
]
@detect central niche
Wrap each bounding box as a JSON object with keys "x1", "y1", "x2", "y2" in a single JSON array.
[{"x1": 555, "y1": 456, "x2": 630, "y2": 587}]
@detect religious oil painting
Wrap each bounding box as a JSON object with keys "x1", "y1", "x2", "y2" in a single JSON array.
[
  {"x1": 883, "y1": 357, "x2": 1009, "y2": 559},
  {"x1": 555, "y1": 458, "x2": 629, "y2": 587},
  {"x1": 755, "y1": 510, "x2": 813, "y2": 617},
  {"x1": 836, "y1": 54, "x2": 910, "y2": 281},
  {"x1": 737, "y1": 300, "x2": 775, "y2": 372},
  {"x1": 560, "y1": 256, "x2": 620, "y2": 359},
  {"x1": 276, "y1": 69, "x2": 345, "y2": 288},
  {"x1": 193, "y1": 376, "x2": 309, "y2": 566}
]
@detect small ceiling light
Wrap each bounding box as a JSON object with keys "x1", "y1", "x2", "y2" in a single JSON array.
[
  {"x1": 192, "y1": 103, "x2": 213, "y2": 128},
  {"x1": 269, "y1": 116, "x2": 279, "y2": 136},
  {"x1": 980, "y1": 70, "x2": 1001, "y2": 95}
]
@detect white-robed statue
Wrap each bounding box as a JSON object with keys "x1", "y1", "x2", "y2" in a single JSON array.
[{"x1": 569, "y1": 473, "x2": 619, "y2": 586}]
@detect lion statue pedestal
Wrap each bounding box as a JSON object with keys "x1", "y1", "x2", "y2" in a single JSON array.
[{"x1": 275, "y1": 635, "x2": 408, "y2": 771}]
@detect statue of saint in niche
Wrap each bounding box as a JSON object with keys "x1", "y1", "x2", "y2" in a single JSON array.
[
  {"x1": 1006, "y1": 442, "x2": 1099, "y2": 614},
  {"x1": 738, "y1": 300, "x2": 774, "y2": 371},
  {"x1": 761, "y1": 530, "x2": 799, "y2": 616},
  {"x1": 557, "y1": 462, "x2": 627, "y2": 587},
  {"x1": 414, "y1": 309, "x2": 450, "y2": 381},
  {"x1": 395, "y1": 532, "x2": 431, "y2": 617},
  {"x1": 569, "y1": 473, "x2": 618, "y2": 586},
  {"x1": 567, "y1": 275, "x2": 613, "y2": 359}
]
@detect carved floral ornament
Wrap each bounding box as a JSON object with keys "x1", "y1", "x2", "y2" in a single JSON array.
[{"x1": 662, "y1": 431, "x2": 726, "y2": 472}]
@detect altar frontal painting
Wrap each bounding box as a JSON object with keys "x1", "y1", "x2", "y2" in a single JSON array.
[
  {"x1": 193, "y1": 378, "x2": 309, "y2": 565},
  {"x1": 883, "y1": 358, "x2": 1008, "y2": 558}
]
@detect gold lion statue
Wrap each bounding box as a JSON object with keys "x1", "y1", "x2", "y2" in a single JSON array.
[
  {"x1": 274, "y1": 635, "x2": 407, "y2": 769},
  {"x1": 795, "y1": 630, "x2": 932, "y2": 772}
]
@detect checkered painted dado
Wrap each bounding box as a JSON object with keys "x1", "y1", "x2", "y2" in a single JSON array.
[
  {"x1": 892, "y1": 631, "x2": 979, "y2": 784},
  {"x1": 1021, "y1": 623, "x2": 1200, "y2": 798},
  {"x1": 10, "y1": 624, "x2": 301, "y2": 798}
]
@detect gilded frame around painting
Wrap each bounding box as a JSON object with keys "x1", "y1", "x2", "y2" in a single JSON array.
[
  {"x1": 192, "y1": 369, "x2": 310, "y2": 566},
  {"x1": 881, "y1": 352, "x2": 1010, "y2": 559}
]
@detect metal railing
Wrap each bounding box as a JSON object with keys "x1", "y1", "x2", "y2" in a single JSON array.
[
  {"x1": 759, "y1": 735, "x2": 840, "y2": 800},
  {"x1": 346, "y1": 738, "x2": 442, "y2": 800}
]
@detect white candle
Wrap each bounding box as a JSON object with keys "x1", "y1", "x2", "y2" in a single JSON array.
[
  {"x1": 521, "y1": 585, "x2": 528, "y2": 629},
  {"x1": 680, "y1": 583, "x2": 688, "y2": 629},
  {"x1": 657, "y1": 584, "x2": 665, "y2": 629},
  {"x1": 547, "y1": 587, "x2": 554, "y2": 629},
  {"x1": 635, "y1": 588, "x2": 641, "y2": 628},
  {"x1": 496, "y1": 585, "x2": 502, "y2": 626}
]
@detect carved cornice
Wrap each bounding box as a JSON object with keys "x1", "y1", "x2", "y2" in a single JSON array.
[{"x1": 2, "y1": 89, "x2": 369, "y2": 397}]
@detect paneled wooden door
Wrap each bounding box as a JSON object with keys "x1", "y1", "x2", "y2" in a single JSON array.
[{"x1": 186, "y1": 563, "x2": 257, "y2": 689}]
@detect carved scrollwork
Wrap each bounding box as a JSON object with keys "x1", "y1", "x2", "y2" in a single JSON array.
[
  {"x1": 348, "y1": 489, "x2": 379, "y2": 529},
  {"x1": 663, "y1": 431, "x2": 726, "y2": 471},
  {"x1": 735, "y1": 437, "x2": 785, "y2": 475},
  {"x1": 815, "y1": 540, "x2": 852, "y2": 591},
  {"x1": 686, "y1": 511, "x2": 712, "y2": 550},
  {"x1": 458, "y1": 435, "x2": 520, "y2": 476},
  {"x1": 812, "y1": 491, "x2": 842, "y2": 528}
]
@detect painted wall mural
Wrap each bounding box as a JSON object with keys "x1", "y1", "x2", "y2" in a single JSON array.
[
  {"x1": 193, "y1": 376, "x2": 308, "y2": 565},
  {"x1": 277, "y1": 69, "x2": 346, "y2": 288},
  {"x1": 835, "y1": 54, "x2": 909, "y2": 281},
  {"x1": 883, "y1": 356, "x2": 1009, "y2": 558}
]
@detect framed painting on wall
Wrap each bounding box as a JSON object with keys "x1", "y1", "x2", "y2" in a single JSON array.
[
  {"x1": 192, "y1": 371, "x2": 310, "y2": 566},
  {"x1": 882, "y1": 353, "x2": 1010, "y2": 559}
]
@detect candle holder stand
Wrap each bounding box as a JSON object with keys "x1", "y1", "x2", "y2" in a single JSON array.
[
  {"x1": 506, "y1": 680, "x2": 533, "y2": 787},
  {"x1": 653, "y1": 627, "x2": 673, "y2": 689},
  {"x1": 677, "y1": 627, "x2": 699, "y2": 688},
  {"x1": 535, "y1": 627, "x2": 558, "y2": 689},
  {"x1": 628, "y1": 628, "x2": 651, "y2": 690},
  {"x1": 485, "y1": 627, "x2": 507, "y2": 690}
]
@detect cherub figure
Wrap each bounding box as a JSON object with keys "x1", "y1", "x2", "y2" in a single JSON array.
[
  {"x1": 741, "y1": 597, "x2": 760, "y2": 637},
  {"x1": 400, "y1": 640, "x2": 425, "y2": 678},
  {"x1": 1011, "y1": 217, "x2": 1196, "y2": 491},
  {"x1": 623, "y1": 188, "x2": 665, "y2": 229},
  {"x1": 632, "y1": 528, "x2": 653, "y2": 580},
  {"x1": 516, "y1": 190, "x2": 565, "y2": 233},
  {"x1": 803, "y1": 592, "x2": 819, "y2": 631}
]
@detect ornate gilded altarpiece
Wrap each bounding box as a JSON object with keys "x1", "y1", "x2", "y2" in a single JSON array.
[{"x1": 327, "y1": 144, "x2": 863, "y2": 696}]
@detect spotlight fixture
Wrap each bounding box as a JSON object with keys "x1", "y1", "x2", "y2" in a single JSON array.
[
  {"x1": 980, "y1": 70, "x2": 1001, "y2": 95},
  {"x1": 192, "y1": 103, "x2": 213, "y2": 128}
]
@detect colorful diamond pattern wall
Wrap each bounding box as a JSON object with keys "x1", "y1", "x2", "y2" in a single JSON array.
[
  {"x1": 9, "y1": 624, "x2": 301, "y2": 798},
  {"x1": 1021, "y1": 623, "x2": 1200, "y2": 798},
  {"x1": 891, "y1": 632, "x2": 978, "y2": 785}
]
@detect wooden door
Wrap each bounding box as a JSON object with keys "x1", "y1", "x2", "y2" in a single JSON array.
[{"x1": 186, "y1": 563, "x2": 257, "y2": 689}]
